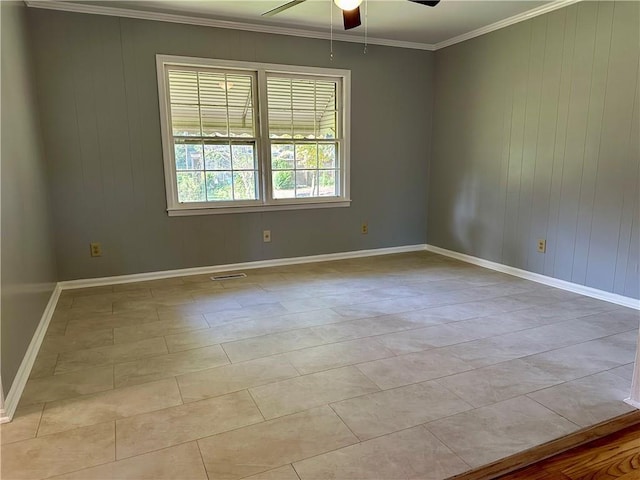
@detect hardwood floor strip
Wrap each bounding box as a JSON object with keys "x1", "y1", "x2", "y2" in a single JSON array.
[
  {"x1": 562, "y1": 441, "x2": 640, "y2": 479},
  {"x1": 616, "y1": 472, "x2": 640, "y2": 480},
  {"x1": 566, "y1": 451, "x2": 640, "y2": 480},
  {"x1": 547, "y1": 434, "x2": 640, "y2": 475},
  {"x1": 495, "y1": 423, "x2": 640, "y2": 480},
  {"x1": 450, "y1": 411, "x2": 640, "y2": 480}
]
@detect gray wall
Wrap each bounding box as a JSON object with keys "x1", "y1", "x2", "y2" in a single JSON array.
[
  {"x1": 428, "y1": 0, "x2": 640, "y2": 299},
  {"x1": 1, "y1": 2, "x2": 58, "y2": 394},
  {"x1": 28, "y1": 8, "x2": 434, "y2": 281}
]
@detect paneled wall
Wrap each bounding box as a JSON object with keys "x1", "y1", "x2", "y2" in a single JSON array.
[
  {"x1": 428, "y1": 0, "x2": 639, "y2": 299},
  {"x1": 1, "y1": 2, "x2": 58, "y2": 394},
  {"x1": 28, "y1": 9, "x2": 434, "y2": 281}
]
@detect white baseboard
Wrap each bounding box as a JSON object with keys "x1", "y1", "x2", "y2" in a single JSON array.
[
  {"x1": 0, "y1": 386, "x2": 7, "y2": 423},
  {"x1": 624, "y1": 397, "x2": 640, "y2": 409},
  {"x1": 60, "y1": 243, "x2": 639, "y2": 312},
  {"x1": 1, "y1": 284, "x2": 62, "y2": 423},
  {"x1": 59, "y1": 244, "x2": 428, "y2": 289},
  {"x1": 425, "y1": 244, "x2": 640, "y2": 311}
]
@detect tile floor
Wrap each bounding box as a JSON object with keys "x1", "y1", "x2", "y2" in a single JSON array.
[{"x1": 1, "y1": 251, "x2": 638, "y2": 479}]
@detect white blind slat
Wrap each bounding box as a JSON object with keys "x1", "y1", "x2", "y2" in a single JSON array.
[{"x1": 267, "y1": 77, "x2": 337, "y2": 139}]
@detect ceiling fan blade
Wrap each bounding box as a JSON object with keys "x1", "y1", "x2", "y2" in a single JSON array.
[
  {"x1": 262, "y1": 0, "x2": 307, "y2": 17},
  {"x1": 342, "y1": 6, "x2": 361, "y2": 30},
  {"x1": 409, "y1": 0, "x2": 441, "y2": 6}
]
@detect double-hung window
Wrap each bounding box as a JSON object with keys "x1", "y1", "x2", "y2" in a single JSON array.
[{"x1": 157, "y1": 55, "x2": 351, "y2": 215}]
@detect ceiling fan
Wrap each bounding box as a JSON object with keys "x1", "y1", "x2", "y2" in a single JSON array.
[{"x1": 262, "y1": 0, "x2": 441, "y2": 31}]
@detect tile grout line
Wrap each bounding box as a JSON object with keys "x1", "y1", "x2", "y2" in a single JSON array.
[
  {"x1": 421, "y1": 422, "x2": 474, "y2": 470},
  {"x1": 524, "y1": 394, "x2": 584, "y2": 430},
  {"x1": 219, "y1": 342, "x2": 233, "y2": 366},
  {"x1": 195, "y1": 439, "x2": 212, "y2": 480},
  {"x1": 604, "y1": 362, "x2": 636, "y2": 381},
  {"x1": 173, "y1": 376, "x2": 186, "y2": 405},
  {"x1": 245, "y1": 388, "x2": 267, "y2": 422},
  {"x1": 290, "y1": 464, "x2": 303, "y2": 480},
  {"x1": 327, "y1": 403, "x2": 363, "y2": 442},
  {"x1": 161, "y1": 334, "x2": 170, "y2": 356},
  {"x1": 32, "y1": 402, "x2": 46, "y2": 439},
  {"x1": 50, "y1": 352, "x2": 60, "y2": 377},
  {"x1": 113, "y1": 417, "x2": 118, "y2": 462},
  {"x1": 429, "y1": 378, "x2": 478, "y2": 409}
]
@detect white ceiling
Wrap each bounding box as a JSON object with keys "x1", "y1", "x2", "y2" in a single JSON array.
[{"x1": 45, "y1": 0, "x2": 566, "y2": 48}]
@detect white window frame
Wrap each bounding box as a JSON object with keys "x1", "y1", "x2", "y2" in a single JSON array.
[{"x1": 156, "y1": 55, "x2": 351, "y2": 216}]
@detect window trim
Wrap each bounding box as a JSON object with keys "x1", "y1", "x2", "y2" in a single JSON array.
[{"x1": 156, "y1": 54, "x2": 351, "y2": 216}]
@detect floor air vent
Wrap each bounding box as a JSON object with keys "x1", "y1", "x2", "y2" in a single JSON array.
[{"x1": 211, "y1": 273, "x2": 247, "y2": 281}]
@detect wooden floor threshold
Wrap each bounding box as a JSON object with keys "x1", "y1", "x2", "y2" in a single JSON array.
[{"x1": 449, "y1": 410, "x2": 640, "y2": 480}]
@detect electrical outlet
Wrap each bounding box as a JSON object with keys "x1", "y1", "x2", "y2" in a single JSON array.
[
  {"x1": 361, "y1": 223, "x2": 368, "y2": 235},
  {"x1": 263, "y1": 230, "x2": 271, "y2": 243},
  {"x1": 90, "y1": 242, "x2": 102, "y2": 257},
  {"x1": 537, "y1": 239, "x2": 546, "y2": 253}
]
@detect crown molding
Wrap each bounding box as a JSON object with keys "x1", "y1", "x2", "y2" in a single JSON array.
[
  {"x1": 26, "y1": 0, "x2": 582, "y2": 51},
  {"x1": 25, "y1": 0, "x2": 582, "y2": 52},
  {"x1": 24, "y1": 0, "x2": 436, "y2": 51},
  {"x1": 433, "y1": 0, "x2": 583, "y2": 50}
]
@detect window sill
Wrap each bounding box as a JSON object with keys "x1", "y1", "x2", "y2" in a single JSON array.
[{"x1": 167, "y1": 199, "x2": 351, "y2": 216}]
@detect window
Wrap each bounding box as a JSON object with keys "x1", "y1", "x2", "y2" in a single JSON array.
[{"x1": 157, "y1": 55, "x2": 351, "y2": 215}]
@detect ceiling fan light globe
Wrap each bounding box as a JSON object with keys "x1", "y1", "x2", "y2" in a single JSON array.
[{"x1": 334, "y1": 0, "x2": 363, "y2": 11}]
